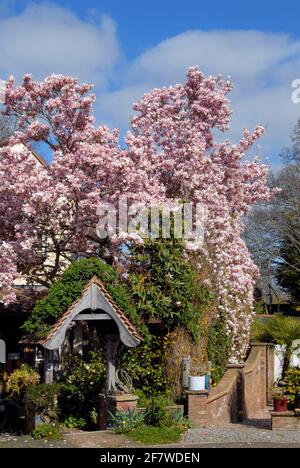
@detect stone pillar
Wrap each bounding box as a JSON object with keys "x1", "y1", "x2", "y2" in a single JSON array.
[
  {"x1": 250, "y1": 343, "x2": 269, "y2": 410},
  {"x1": 226, "y1": 364, "x2": 245, "y2": 422},
  {"x1": 271, "y1": 411, "x2": 300, "y2": 431},
  {"x1": 185, "y1": 390, "x2": 209, "y2": 427},
  {"x1": 99, "y1": 394, "x2": 139, "y2": 430},
  {"x1": 108, "y1": 394, "x2": 139, "y2": 413}
]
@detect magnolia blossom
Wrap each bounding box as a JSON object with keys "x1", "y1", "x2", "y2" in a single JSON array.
[
  {"x1": 0, "y1": 68, "x2": 274, "y2": 362},
  {"x1": 126, "y1": 67, "x2": 273, "y2": 362}
]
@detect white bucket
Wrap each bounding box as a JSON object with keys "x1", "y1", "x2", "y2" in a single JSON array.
[{"x1": 188, "y1": 375, "x2": 206, "y2": 391}]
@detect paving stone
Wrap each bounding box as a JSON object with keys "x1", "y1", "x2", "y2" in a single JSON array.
[{"x1": 183, "y1": 424, "x2": 300, "y2": 446}]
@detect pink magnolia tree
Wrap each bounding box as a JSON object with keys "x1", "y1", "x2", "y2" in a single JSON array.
[
  {"x1": 127, "y1": 68, "x2": 273, "y2": 361},
  {"x1": 0, "y1": 74, "x2": 162, "y2": 301},
  {"x1": 0, "y1": 67, "x2": 273, "y2": 362}
]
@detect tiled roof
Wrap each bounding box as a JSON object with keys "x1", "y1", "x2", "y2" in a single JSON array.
[{"x1": 39, "y1": 275, "x2": 143, "y2": 347}]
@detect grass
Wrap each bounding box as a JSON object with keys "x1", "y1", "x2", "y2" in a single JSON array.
[{"x1": 127, "y1": 425, "x2": 184, "y2": 445}]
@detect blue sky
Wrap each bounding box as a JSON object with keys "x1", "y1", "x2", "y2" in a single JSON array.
[{"x1": 1, "y1": 1, "x2": 300, "y2": 165}]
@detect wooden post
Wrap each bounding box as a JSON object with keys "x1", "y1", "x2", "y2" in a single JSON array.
[
  {"x1": 73, "y1": 323, "x2": 83, "y2": 356},
  {"x1": 0, "y1": 339, "x2": 6, "y2": 364},
  {"x1": 44, "y1": 349, "x2": 54, "y2": 384},
  {"x1": 182, "y1": 356, "x2": 191, "y2": 389},
  {"x1": 106, "y1": 336, "x2": 120, "y2": 393}
]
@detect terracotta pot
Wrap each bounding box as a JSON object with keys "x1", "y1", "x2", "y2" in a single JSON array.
[{"x1": 273, "y1": 397, "x2": 289, "y2": 413}]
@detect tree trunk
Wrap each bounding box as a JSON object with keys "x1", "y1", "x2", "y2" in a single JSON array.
[{"x1": 281, "y1": 347, "x2": 292, "y2": 380}]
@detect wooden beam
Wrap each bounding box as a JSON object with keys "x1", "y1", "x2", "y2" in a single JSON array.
[
  {"x1": 43, "y1": 281, "x2": 141, "y2": 350},
  {"x1": 74, "y1": 313, "x2": 112, "y2": 321}
]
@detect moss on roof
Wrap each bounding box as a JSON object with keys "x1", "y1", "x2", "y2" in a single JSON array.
[{"x1": 22, "y1": 258, "x2": 143, "y2": 341}]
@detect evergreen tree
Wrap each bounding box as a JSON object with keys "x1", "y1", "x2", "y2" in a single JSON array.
[{"x1": 128, "y1": 238, "x2": 211, "y2": 341}]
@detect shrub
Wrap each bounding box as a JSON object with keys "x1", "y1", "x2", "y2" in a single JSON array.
[
  {"x1": 24, "y1": 384, "x2": 60, "y2": 421},
  {"x1": 283, "y1": 368, "x2": 300, "y2": 410},
  {"x1": 252, "y1": 315, "x2": 300, "y2": 379},
  {"x1": 59, "y1": 351, "x2": 105, "y2": 428},
  {"x1": 5, "y1": 365, "x2": 40, "y2": 398},
  {"x1": 31, "y1": 423, "x2": 61, "y2": 440},
  {"x1": 171, "y1": 410, "x2": 191, "y2": 429},
  {"x1": 109, "y1": 410, "x2": 145, "y2": 434},
  {"x1": 271, "y1": 386, "x2": 288, "y2": 399},
  {"x1": 254, "y1": 301, "x2": 266, "y2": 315},
  {"x1": 144, "y1": 395, "x2": 172, "y2": 427},
  {"x1": 0, "y1": 363, "x2": 4, "y2": 391},
  {"x1": 122, "y1": 335, "x2": 169, "y2": 396},
  {"x1": 60, "y1": 351, "x2": 105, "y2": 400},
  {"x1": 64, "y1": 415, "x2": 87, "y2": 430},
  {"x1": 135, "y1": 389, "x2": 149, "y2": 408}
]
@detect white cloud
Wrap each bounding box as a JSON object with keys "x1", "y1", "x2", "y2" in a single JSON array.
[
  {"x1": 98, "y1": 30, "x2": 300, "y2": 163},
  {"x1": 96, "y1": 83, "x2": 152, "y2": 131},
  {"x1": 125, "y1": 30, "x2": 300, "y2": 85},
  {"x1": 0, "y1": 2, "x2": 121, "y2": 88},
  {"x1": 0, "y1": 4, "x2": 299, "y2": 163}
]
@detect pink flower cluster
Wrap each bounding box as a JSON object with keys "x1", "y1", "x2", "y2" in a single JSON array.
[{"x1": 0, "y1": 68, "x2": 273, "y2": 361}]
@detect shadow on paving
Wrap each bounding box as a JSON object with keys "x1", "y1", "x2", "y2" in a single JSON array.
[{"x1": 242, "y1": 419, "x2": 272, "y2": 430}]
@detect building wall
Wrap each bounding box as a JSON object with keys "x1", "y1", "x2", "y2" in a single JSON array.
[{"x1": 274, "y1": 341, "x2": 300, "y2": 381}]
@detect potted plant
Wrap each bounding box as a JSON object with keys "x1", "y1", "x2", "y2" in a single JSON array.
[
  {"x1": 272, "y1": 386, "x2": 289, "y2": 413},
  {"x1": 188, "y1": 368, "x2": 206, "y2": 391}
]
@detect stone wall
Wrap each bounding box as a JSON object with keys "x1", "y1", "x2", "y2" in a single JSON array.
[
  {"x1": 99, "y1": 394, "x2": 138, "y2": 430},
  {"x1": 186, "y1": 344, "x2": 274, "y2": 427},
  {"x1": 271, "y1": 412, "x2": 300, "y2": 431},
  {"x1": 243, "y1": 344, "x2": 269, "y2": 419},
  {"x1": 208, "y1": 365, "x2": 244, "y2": 424},
  {"x1": 186, "y1": 367, "x2": 243, "y2": 427}
]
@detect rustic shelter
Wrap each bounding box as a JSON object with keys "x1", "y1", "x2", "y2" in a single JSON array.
[{"x1": 26, "y1": 276, "x2": 143, "y2": 392}]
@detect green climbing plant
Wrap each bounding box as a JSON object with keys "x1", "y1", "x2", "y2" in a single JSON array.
[
  {"x1": 22, "y1": 257, "x2": 145, "y2": 340},
  {"x1": 207, "y1": 313, "x2": 231, "y2": 384},
  {"x1": 128, "y1": 238, "x2": 211, "y2": 341}
]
